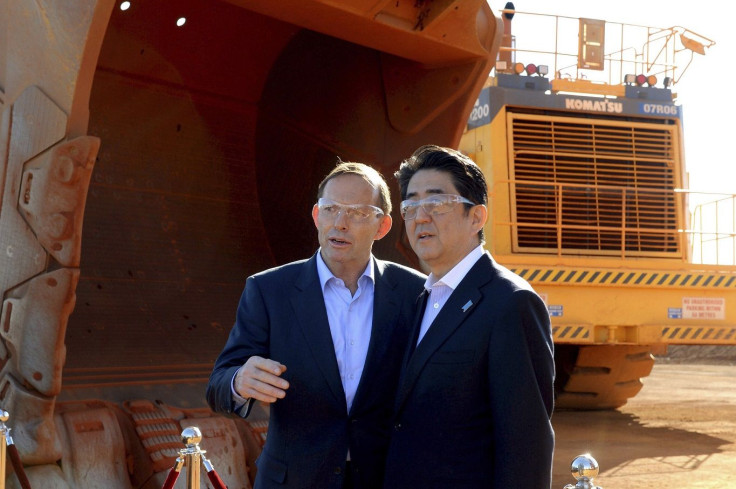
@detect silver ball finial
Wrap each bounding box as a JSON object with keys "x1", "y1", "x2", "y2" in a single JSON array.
[
  {"x1": 181, "y1": 426, "x2": 202, "y2": 446},
  {"x1": 571, "y1": 453, "x2": 599, "y2": 480},
  {"x1": 0, "y1": 410, "x2": 8, "y2": 423},
  {"x1": 564, "y1": 454, "x2": 603, "y2": 489}
]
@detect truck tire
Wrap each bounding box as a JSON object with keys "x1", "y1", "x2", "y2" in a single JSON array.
[{"x1": 554, "y1": 344, "x2": 655, "y2": 410}]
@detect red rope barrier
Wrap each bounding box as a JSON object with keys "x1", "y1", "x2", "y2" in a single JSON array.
[
  {"x1": 161, "y1": 465, "x2": 181, "y2": 489},
  {"x1": 7, "y1": 443, "x2": 33, "y2": 489},
  {"x1": 206, "y1": 469, "x2": 228, "y2": 489}
]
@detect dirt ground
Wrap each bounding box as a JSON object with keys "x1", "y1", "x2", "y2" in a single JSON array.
[{"x1": 552, "y1": 346, "x2": 736, "y2": 489}]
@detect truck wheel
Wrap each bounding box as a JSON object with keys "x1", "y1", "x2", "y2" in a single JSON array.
[{"x1": 554, "y1": 345, "x2": 655, "y2": 410}]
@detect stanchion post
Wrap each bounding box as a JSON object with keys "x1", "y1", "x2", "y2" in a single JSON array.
[
  {"x1": 173, "y1": 426, "x2": 228, "y2": 489},
  {"x1": 0, "y1": 409, "x2": 8, "y2": 489},
  {"x1": 563, "y1": 453, "x2": 603, "y2": 489},
  {"x1": 180, "y1": 427, "x2": 204, "y2": 489}
]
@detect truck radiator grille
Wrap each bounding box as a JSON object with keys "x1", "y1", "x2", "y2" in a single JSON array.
[{"x1": 508, "y1": 112, "x2": 680, "y2": 256}]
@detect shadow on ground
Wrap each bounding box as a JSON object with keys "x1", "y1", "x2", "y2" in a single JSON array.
[{"x1": 552, "y1": 409, "x2": 730, "y2": 487}]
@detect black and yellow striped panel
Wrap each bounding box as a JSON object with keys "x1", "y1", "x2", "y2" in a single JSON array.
[
  {"x1": 662, "y1": 326, "x2": 736, "y2": 343},
  {"x1": 552, "y1": 325, "x2": 591, "y2": 341},
  {"x1": 510, "y1": 268, "x2": 736, "y2": 289}
]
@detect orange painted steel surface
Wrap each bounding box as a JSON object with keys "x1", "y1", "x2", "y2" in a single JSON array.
[{"x1": 0, "y1": 0, "x2": 498, "y2": 486}]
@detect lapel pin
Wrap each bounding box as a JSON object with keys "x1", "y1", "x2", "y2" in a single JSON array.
[{"x1": 462, "y1": 300, "x2": 473, "y2": 312}]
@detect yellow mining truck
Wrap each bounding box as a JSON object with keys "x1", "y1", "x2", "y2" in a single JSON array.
[
  {"x1": 459, "y1": 8, "x2": 736, "y2": 410},
  {"x1": 0, "y1": 0, "x2": 499, "y2": 487}
]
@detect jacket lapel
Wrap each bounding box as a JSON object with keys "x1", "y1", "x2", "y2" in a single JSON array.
[
  {"x1": 290, "y1": 254, "x2": 346, "y2": 409},
  {"x1": 395, "y1": 253, "x2": 495, "y2": 412},
  {"x1": 402, "y1": 288, "x2": 429, "y2": 371},
  {"x1": 350, "y1": 259, "x2": 399, "y2": 413}
]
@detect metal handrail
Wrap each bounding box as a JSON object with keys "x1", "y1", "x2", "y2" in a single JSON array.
[
  {"x1": 494, "y1": 180, "x2": 736, "y2": 265},
  {"x1": 689, "y1": 192, "x2": 736, "y2": 265},
  {"x1": 496, "y1": 9, "x2": 714, "y2": 87}
]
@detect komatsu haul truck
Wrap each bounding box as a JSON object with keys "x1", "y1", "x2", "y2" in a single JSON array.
[{"x1": 458, "y1": 7, "x2": 735, "y2": 411}]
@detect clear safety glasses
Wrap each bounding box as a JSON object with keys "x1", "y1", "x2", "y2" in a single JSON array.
[
  {"x1": 400, "y1": 194, "x2": 475, "y2": 220},
  {"x1": 316, "y1": 198, "x2": 385, "y2": 222}
]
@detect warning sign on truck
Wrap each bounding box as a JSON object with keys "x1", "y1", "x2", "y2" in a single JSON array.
[{"x1": 682, "y1": 297, "x2": 725, "y2": 320}]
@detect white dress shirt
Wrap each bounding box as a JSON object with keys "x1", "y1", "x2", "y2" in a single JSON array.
[{"x1": 416, "y1": 245, "x2": 485, "y2": 345}]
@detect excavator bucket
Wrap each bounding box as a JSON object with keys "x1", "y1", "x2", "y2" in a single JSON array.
[{"x1": 0, "y1": 1, "x2": 499, "y2": 486}]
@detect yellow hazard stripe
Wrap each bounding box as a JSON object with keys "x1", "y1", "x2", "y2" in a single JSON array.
[
  {"x1": 510, "y1": 268, "x2": 736, "y2": 288},
  {"x1": 552, "y1": 325, "x2": 591, "y2": 341},
  {"x1": 553, "y1": 325, "x2": 736, "y2": 344},
  {"x1": 662, "y1": 326, "x2": 736, "y2": 343}
]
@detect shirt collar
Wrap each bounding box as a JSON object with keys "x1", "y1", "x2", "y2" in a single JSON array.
[
  {"x1": 316, "y1": 249, "x2": 375, "y2": 291},
  {"x1": 425, "y1": 244, "x2": 485, "y2": 291}
]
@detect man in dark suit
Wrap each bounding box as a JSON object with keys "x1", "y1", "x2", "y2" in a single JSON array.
[
  {"x1": 206, "y1": 162, "x2": 425, "y2": 489},
  {"x1": 384, "y1": 145, "x2": 555, "y2": 489}
]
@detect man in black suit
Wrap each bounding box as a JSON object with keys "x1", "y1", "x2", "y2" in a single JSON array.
[
  {"x1": 207, "y1": 162, "x2": 425, "y2": 489},
  {"x1": 384, "y1": 145, "x2": 555, "y2": 489}
]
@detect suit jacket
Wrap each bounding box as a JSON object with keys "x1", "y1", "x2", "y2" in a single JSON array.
[
  {"x1": 206, "y1": 253, "x2": 425, "y2": 489},
  {"x1": 384, "y1": 252, "x2": 555, "y2": 489}
]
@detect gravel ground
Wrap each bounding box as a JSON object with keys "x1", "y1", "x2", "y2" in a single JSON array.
[
  {"x1": 655, "y1": 345, "x2": 736, "y2": 366},
  {"x1": 553, "y1": 358, "x2": 736, "y2": 489}
]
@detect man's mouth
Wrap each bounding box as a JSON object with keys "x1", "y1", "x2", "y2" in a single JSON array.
[
  {"x1": 328, "y1": 237, "x2": 351, "y2": 246},
  {"x1": 416, "y1": 231, "x2": 433, "y2": 241}
]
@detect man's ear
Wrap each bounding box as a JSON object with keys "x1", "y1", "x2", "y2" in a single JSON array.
[
  {"x1": 471, "y1": 204, "x2": 488, "y2": 236},
  {"x1": 374, "y1": 214, "x2": 393, "y2": 241},
  {"x1": 311, "y1": 204, "x2": 320, "y2": 229}
]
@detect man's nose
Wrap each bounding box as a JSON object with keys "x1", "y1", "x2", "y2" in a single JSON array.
[
  {"x1": 414, "y1": 205, "x2": 432, "y2": 223},
  {"x1": 333, "y1": 209, "x2": 350, "y2": 228}
]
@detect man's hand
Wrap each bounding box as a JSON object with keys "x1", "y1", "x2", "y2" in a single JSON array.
[{"x1": 234, "y1": 356, "x2": 289, "y2": 403}]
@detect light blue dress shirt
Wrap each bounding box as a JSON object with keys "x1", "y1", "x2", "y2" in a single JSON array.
[
  {"x1": 316, "y1": 251, "x2": 375, "y2": 413},
  {"x1": 231, "y1": 251, "x2": 375, "y2": 416}
]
